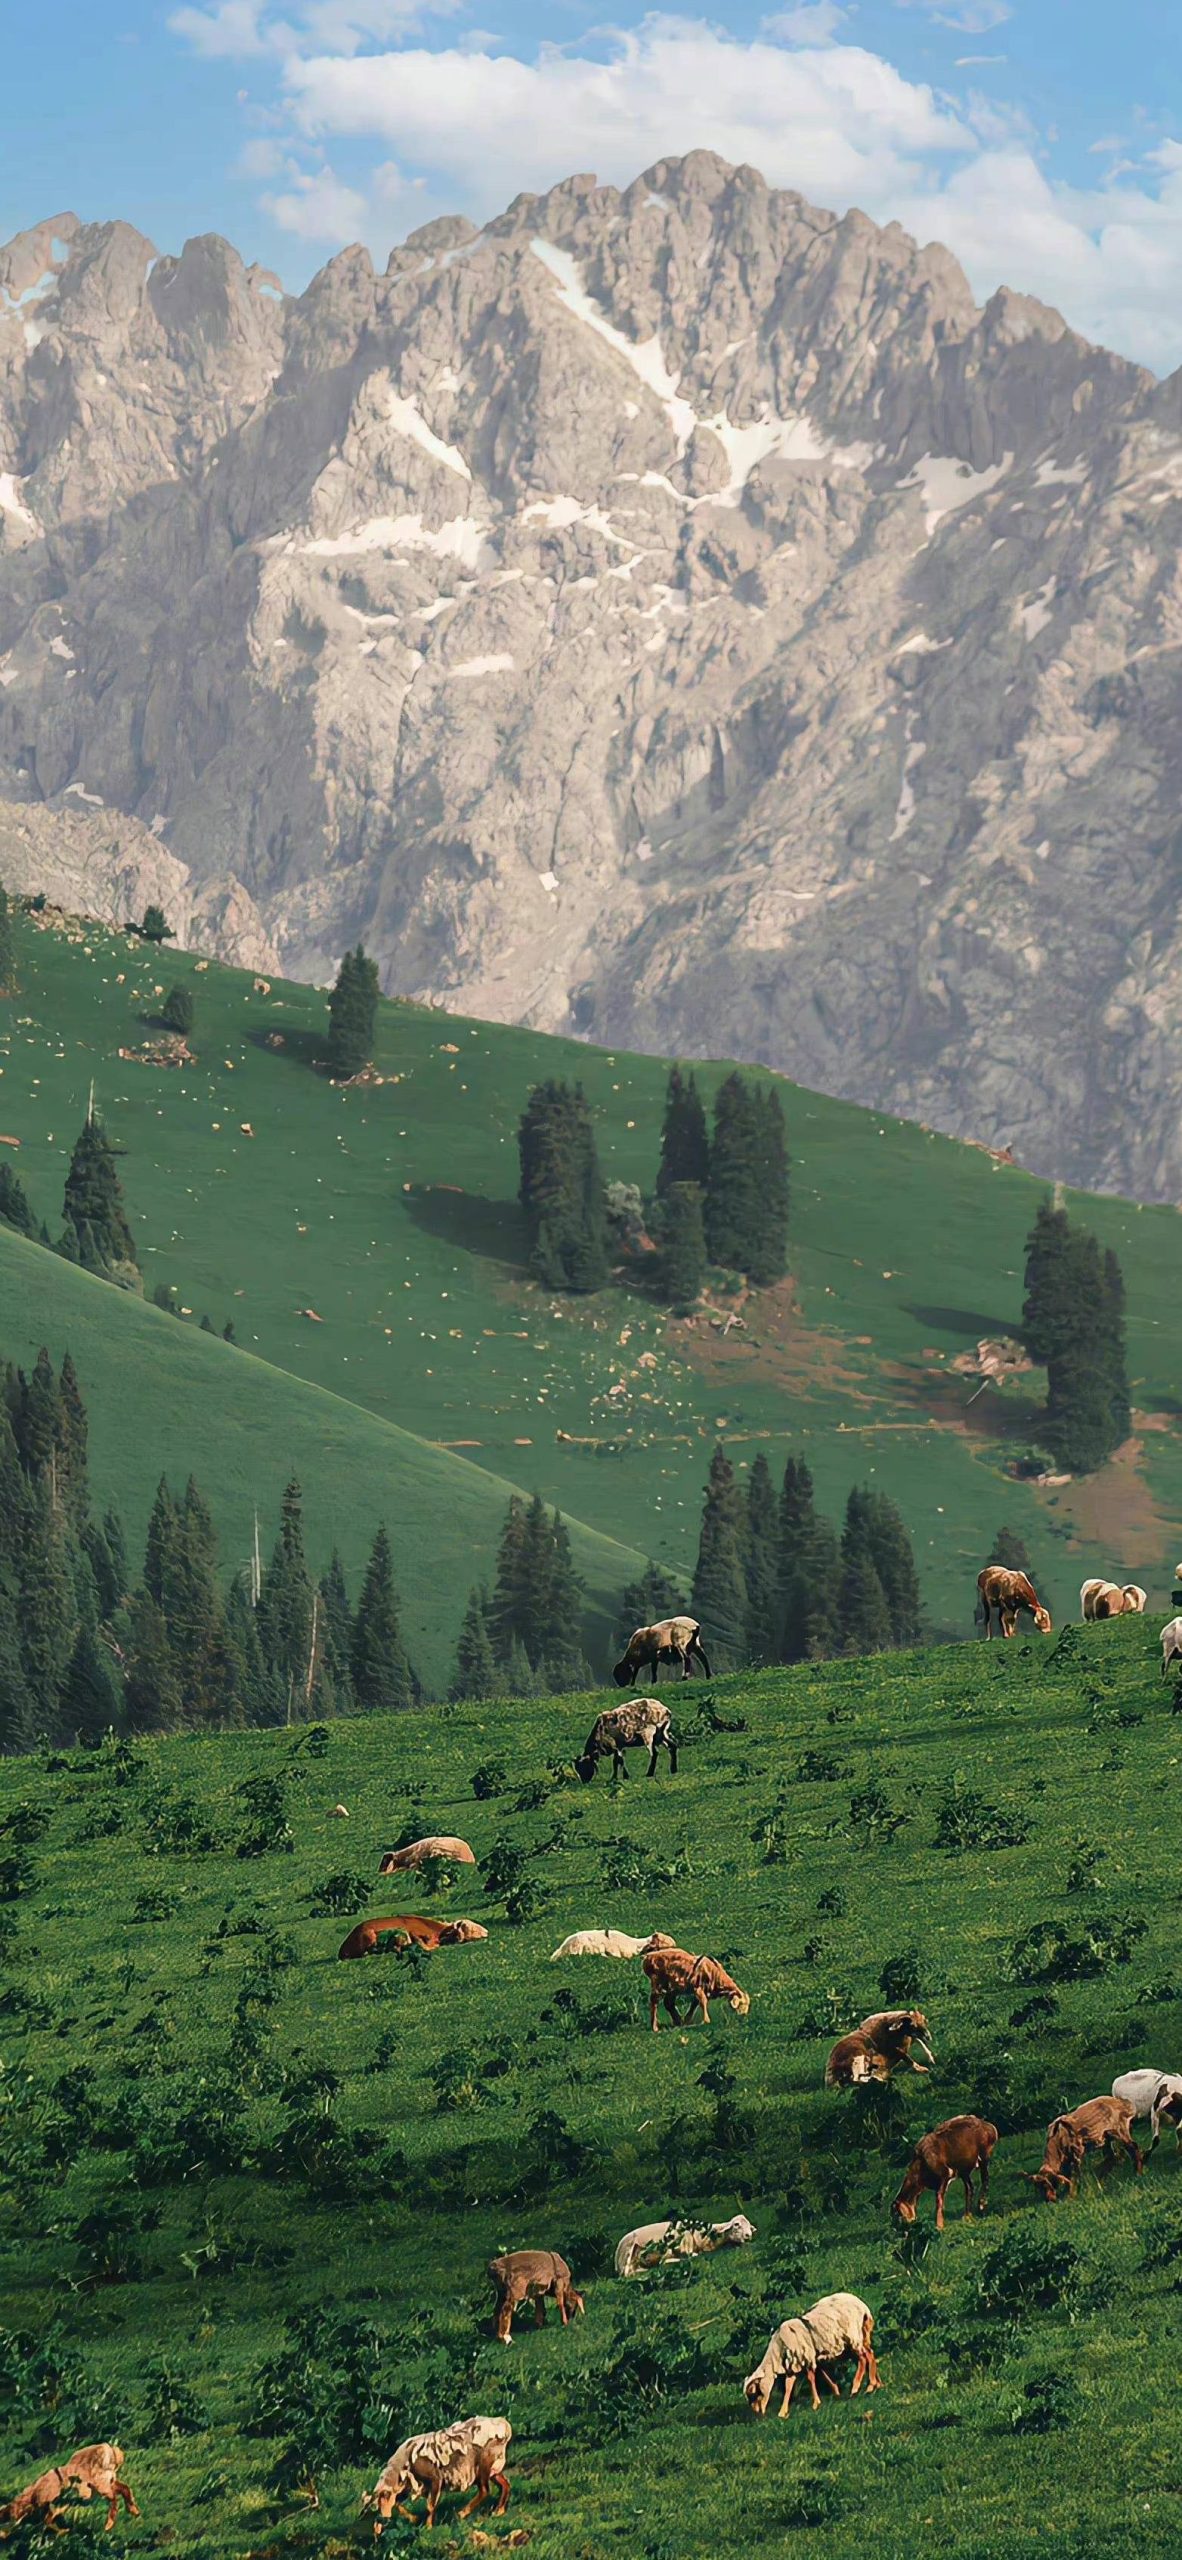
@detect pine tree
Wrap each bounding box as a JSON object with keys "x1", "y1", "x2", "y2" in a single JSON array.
[
  {"x1": 225, "y1": 1579, "x2": 284, "y2": 1729},
  {"x1": 1024, "y1": 1206, "x2": 1131, "y2": 1475},
  {"x1": 60, "y1": 1624, "x2": 122, "y2": 1746},
  {"x1": 451, "y1": 1586, "x2": 499, "y2": 1702},
  {"x1": 257, "y1": 1479, "x2": 314, "y2": 1709},
  {"x1": 794, "y1": 1514, "x2": 843, "y2": 1661},
  {"x1": 57, "y1": 1353, "x2": 89, "y2": 1526},
  {"x1": 490, "y1": 1496, "x2": 529, "y2": 1665},
  {"x1": 137, "y1": 905, "x2": 173, "y2": 944},
  {"x1": 837, "y1": 1490, "x2": 892, "y2": 1655},
  {"x1": 124, "y1": 1589, "x2": 182, "y2": 1733},
  {"x1": 704, "y1": 1073, "x2": 759, "y2": 1270},
  {"x1": 541, "y1": 1512, "x2": 587, "y2": 1689},
  {"x1": 326, "y1": 946, "x2": 379, "y2": 1079},
  {"x1": 102, "y1": 1506, "x2": 129, "y2": 1603},
  {"x1": 0, "y1": 1594, "x2": 39, "y2": 1756},
  {"x1": 318, "y1": 1552, "x2": 355, "y2": 1709},
  {"x1": 18, "y1": 1488, "x2": 76, "y2": 1715},
  {"x1": 656, "y1": 1067, "x2": 709, "y2": 1196},
  {"x1": 749, "y1": 1085, "x2": 790, "y2": 1286},
  {"x1": 81, "y1": 1518, "x2": 121, "y2": 1619},
  {"x1": 1022, "y1": 1201, "x2": 1074, "y2": 1366},
  {"x1": 0, "y1": 882, "x2": 16, "y2": 996},
  {"x1": 60, "y1": 1112, "x2": 140, "y2": 1287},
  {"x1": 1102, "y1": 1246, "x2": 1132, "y2": 1449},
  {"x1": 17, "y1": 1349, "x2": 62, "y2": 1487},
  {"x1": 658, "y1": 1183, "x2": 706, "y2": 1310},
  {"x1": 777, "y1": 1456, "x2": 817, "y2": 1660},
  {"x1": 160, "y1": 983, "x2": 194, "y2": 1037},
  {"x1": 0, "y1": 1165, "x2": 36, "y2": 1237},
  {"x1": 862, "y1": 1490, "x2": 923, "y2": 1647},
  {"x1": 690, "y1": 1443, "x2": 749, "y2": 1670},
  {"x1": 350, "y1": 1525, "x2": 416, "y2": 1712},
  {"x1": 743, "y1": 1453, "x2": 780, "y2": 1664},
  {"x1": 168, "y1": 1480, "x2": 224, "y2": 1726},
  {"x1": 617, "y1": 1560, "x2": 685, "y2": 1645},
  {"x1": 143, "y1": 1479, "x2": 181, "y2": 1611},
  {"x1": 990, "y1": 1525, "x2": 1031, "y2": 1572},
  {"x1": 517, "y1": 1082, "x2": 609, "y2": 1293}
]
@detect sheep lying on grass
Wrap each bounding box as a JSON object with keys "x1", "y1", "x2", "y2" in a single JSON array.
[
  {"x1": 550, "y1": 1928, "x2": 674, "y2": 1961},
  {"x1": 361, "y1": 2417, "x2": 511, "y2": 2533},
  {"x1": 744, "y1": 2295, "x2": 880, "y2": 2417},
  {"x1": 615, "y1": 2213, "x2": 756, "y2": 2277}
]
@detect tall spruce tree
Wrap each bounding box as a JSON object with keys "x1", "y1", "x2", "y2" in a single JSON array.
[
  {"x1": 990, "y1": 1525, "x2": 1031, "y2": 1573},
  {"x1": 168, "y1": 1480, "x2": 224, "y2": 1727},
  {"x1": 517, "y1": 1081, "x2": 609, "y2": 1293},
  {"x1": 691, "y1": 1443, "x2": 749, "y2": 1669},
  {"x1": 17, "y1": 1349, "x2": 62, "y2": 1487},
  {"x1": 743, "y1": 1453, "x2": 780, "y2": 1664},
  {"x1": 160, "y1": 983, "x2": 195, "y2": 1038},
  {"x1": 57, "y1": 1353, "x2": 89, "y2": 1526},
  {"x1": 658, "y1": 1183, "x2": 706, "y2": 1310},
  {"x1": 656, "y1": 1067, "x2": 709, "y2": 1195},
  {"x1": 326, "y1": 945, "x2": 379, "y2": 1079},
  {"x1": 777, "y1": 1456, "x2": 817, "y2": 1658},
  {"x1": 541, "y1": 1512, "x2": 588, "y2": 1690},
  {"x1": 124, "y1": 1589, "x2": 182, "y2": 1734},
  {"x1": 861, "y1": 1490, "x2": 923, "y2": 1648},
  {"x1": 795, "y1": 1514, "x2": 843, "y2": 1661},
  {"x1": 257, "y1": 1479, "x2": 314, "y2": 1712},
  {"x1": 617, "y1": 1560, "x2": 686, "y2": 1645},
  {"x1": 318, "y1": 1552, "x2": 355, "y2": 1709},
  {"x1": 451, "y1": 1586, "x2": 499, "y2": 1702},
  {"x1": 0, "y1": 1165, "x2": 36, "y2": 1237},
  {"x1": 350, "y1": 1524, "x2": 416, "y2": 1712},
  {"x1": 1023, "y1": 1204, "x2": 1130, "y2": 1474},
  {"x1": 0, "y1": 882, "x2": 16, "y2": 996},
  {"x1": 1022, "y1": 1202, "x2": 1074, "y2": 1365},
  {"x1": 749, "y1": 1086, "x2": 790, "y2": 1286},
  {"x1": 60, "y1": 1624, "x2": 122, "y2": 1746},
  {"x1": 704, "y1": 1073, "x2": 759, "y2": 1270},
  {"x1": 60, "y1": 1112, "x2": 140, "y2": 1288},
  {"x1": 837, "y1": 1489, "x2": 893, "y2": 1656}
]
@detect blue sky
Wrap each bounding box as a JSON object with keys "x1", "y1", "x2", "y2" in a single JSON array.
[{"x1": 4, "y1": 0, "x2": 1181, "y2": 367}]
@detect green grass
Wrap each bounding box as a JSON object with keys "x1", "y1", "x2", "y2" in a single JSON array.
[
  {"x1": 4, "y1": 1623, "x2": 1182, "y2": 2557},
  {"x1": 2, "y1": 910, "x2": 1181, "y2": 1645}
]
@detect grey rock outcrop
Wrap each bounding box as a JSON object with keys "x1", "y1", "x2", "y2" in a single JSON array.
[{"x1": 2, "y1": 153, "x2": 1181, "y2": 1193}]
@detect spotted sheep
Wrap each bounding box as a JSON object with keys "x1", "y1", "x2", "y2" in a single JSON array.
[
  {"x1": 976, "y1": 1565, "x2": 1052, "y2": 1638},
  {"x1": 361, "y1": 2416, "x2": 511, "y2": 2534},
  {"x1": 575, "y1": 1698, "x2": 678, "y2": 1783},
  {"x1": 1080, "y1": 1577, "x2": 1147, "y2": 1619},
  {"x1": 612, "y1": 1615, "x2": 711, "y2": 1685}
]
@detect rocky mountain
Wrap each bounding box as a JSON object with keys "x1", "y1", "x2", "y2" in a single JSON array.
[{"x1": 2, "y1": 157, "x2": 1181, "y2": 1195}]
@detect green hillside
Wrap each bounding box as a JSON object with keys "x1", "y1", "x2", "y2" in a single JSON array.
[
  {"x1": 4, "y1": 1620, "x2": 1182, "y2": 2557},
  {"x1": 0, "y1": 1230, "x2": 645, "y2": 1695},
  {"x1": 1, "y1": 907, "x2": 1179, "y2": 1640}
]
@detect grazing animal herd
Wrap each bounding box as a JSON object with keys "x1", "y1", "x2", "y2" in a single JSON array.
[{"x1": 7, "y1": 1575, "x2": 1182, "y2": 2538}]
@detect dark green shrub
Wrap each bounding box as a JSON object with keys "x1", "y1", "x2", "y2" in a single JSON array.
[
  {"x1": 878, "y1": 1947, "x2": 923, "y2": 2003},
  {"x1": 795, "y1": 1750, "x2": 847, "y2": 1783},
  {"x1": 933, "y1": 1776, "x2": 1031, "y2": 1851},
  {"x1": 1005, "y1": 1912, "x2": 1146, "y2": 1982},
  {"x1": 142, "y1": 2360, "x2": 208, "y2": 2438},
  {"x1": 140, "y1": 1790, "x2": 224, "y2": 1856},
  {"x1": 307, "y1": 1869, "x2": 371, "y2": 1917},
  {"x1": 976, "y1": 2224, "x2": 1082, "y2": 2317},
  {"x1": 1008, "y1": 2365, "x2": 1082, "y2": 2433},
  {"x1": 0, "y1": 1803, "x2": 50, "y2": 1845},
  {"x1": 471, "y1": 1760, "x2": 508, "y2": 1800},
  {"x1": 131, "y1": 1885, "x2": 176, "y2": 1923},
  {"x1": 0, "y1": 1851, "x2": 36, "y2": 1901}
]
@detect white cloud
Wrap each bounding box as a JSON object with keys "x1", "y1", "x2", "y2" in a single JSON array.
[
  {"x1": 895, "y1": 0, "x2": 1011, "y2": 26},
  {"x1": 169, "y1": 0, "x2": 270, "y2": 56},
  {"x1": 760, "y1": 2, "x2": 847, "y2": 43},
  {"x1": 261, "y1": 161, "x2": 369, "y2": 236}
]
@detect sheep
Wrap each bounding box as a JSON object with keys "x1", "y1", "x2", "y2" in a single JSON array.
[
  {"x1": 613, "y1": 1615, "x2": 711, "y2": 1686},
  {"x1": 642, "y1": 1944, "x2": 750, "y2": 2032},
  {"x1": 1160, "y1": 1617, "x2": 1182, "y2": 1676},
  {"x1": 744, "y1": 2295, "x2": 879, "y2": 2417},
  {"x1": 378, "y1": 1836, "x2": 476, "y2": 1874},
  {"x1": 338, "y1": 1915, "x2": 488, "y2": 1958},
  {"x1": 892, "y1": 2115, "x2": 998, "y2": 2231},
  {"x1": 615, "y1": 2213, "x2": 756, "y2": 2277},
  {"x1": 977, "y1": 1565, "x2": 1052, "y2": 1638},
  {"x1": 488, "y1": 2249, "x2": 584, "y2": 2344},
  {"x1": 361, "y1": 2416, "x2": 511, "y2": 2533},
  {"x1": 575, "y1": 1698, "x2": 677, "y2": 1784},
  {"x1": 549, "y1": 1928, "x2": 675, "y2": 1961},
  {"x1": 1025, "y1": 2095, "x2": 1142, "y2": 2200},
  {"x1": 1081, "y1": 1578, "x2": 1147, "y2": 1619},
  {"x1": 1111, "y1": 2068, "x2": 1182, "y2": 2151},
  {"x1": 0, "y1": 2443, "x2": 139, "y2": 2533},
  {"x1": 826, "y1": 2009, "x2": 934, "y2": 2088}
]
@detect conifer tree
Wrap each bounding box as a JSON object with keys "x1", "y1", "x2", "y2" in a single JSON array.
[
  {"x1": 224, "y1": 1579, "x2": 284, "y2": 1729},
  {"x1": 861, "y1": 1490, "x2": 923, "y2": 1648},
  {"x1": 318, "y1": 1552, "x2": 355, "y2": 1707},
  {"x1": 57, "y1": 1353, "x2": 89, "y2": 1526},
  {"x1": 656, "y1": 1066, "x2": 709, "y2": 1196},
  {"x1": 81, "y1": 1518, "x2": 121, "y2": 1619},
  {"x1": 1023, "y1": 1205, "x2": 1130, "y2": 1474},
  {"x1": 160, "y1": 983, "x2": 194, "y2": 1037},
  {"x1": 990, "y1": 1525, "x2": 1031, "y2": 1573},
  {"x1": 350, "y1": 1524, "x2": 417, "y2": 1712},
  {"x1": 658, "y1": 1182, "x2": 706, "y2": 1310},
  {"x1": 617, "y1": 1560, "x2": 685, "y2": 1645},
  {"x1": 749, "y1": 1085, "x2": 790, "y2": 1287},
  {"x1": 794, "y1": 1514, "x2": 843, "y2": 1661},
  {"x1": 60, "y1": 1112, "x2": 140, "y2": 1287},
  {"x1": 0, "y1": 1599, "x2": 39, "y2": 1756},
  {"x1": 0, "y1": 1165, "x2": 36, "y2": 1237},
  {"x1": 137, "y1": 904, "x2": 173, "y2": 945},
  {"x1": 1022, "y1": 1201, "x2": 1074, "y2": 1365},
  {"x1": 18, "y1": 1488, "x2": 75, "y2": 1713},
  {"x1": 703, "y1": 1073, "x2": 789, "y2": 1284},
  {"x1": 451, "y1": 1585, "x2": 499, "y2": 1702},
  {"x1": 144, "y1": 1479, "x2": 181, "y2": 1611},
  {"x1": 743, "y1": 1452, "x2": 780, "y2": 1664},
  {"x1": 690, "y1": 1443, "x2": 749, "y2": 1669},
  {"x1": 124, "y1": 1589, "x2": 182, "y2": 1733},
  {"x1": 837, "y1": 1490, "x2": 892, "y2": 1655},
  {"x1": 0, "y1": 881, "x2": 16, "y2": 997},
  {"x1": 541, "y1": 1512, "x2": 587, "y2": 1690},
  {"x1": 17, "y1": 1349, "x2": 63, "y2": 1487},
  {"x1": 169, "y1": 1480, "x2": 224, "y2": 1726},
  {"x1": 517, "y1": 1081, "x2": 609, "y2": 1293},
  {"x1": 102, "y1": 1505, "x2": 129, "y2": 1603},
  {"x1": 326, "y1": 946, "x2": 379, "y2": 1079},
  {"x1": 257, "y1": 1478, "x2": 314, "y2": 1709},
  {"x1": 60, "y1": 1624, "x2": 122, "y2": 1746}
]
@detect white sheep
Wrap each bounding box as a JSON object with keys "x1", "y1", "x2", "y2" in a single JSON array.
[
  {"x1": 549, "y1": 1929, "x2": 674, "y2": 1962},
  {"x1": 1161, "y1": 1618, "x2": 1182, "y2": 1676},
  {"x1": 615, "y1": 2213, "x2": 756, "y2": 2277},
  {"x1": 361, "y1": 2416, "x2": 511, "y2": 2534},
  {"x1": 743, "y1": 2294, "x2": 880, "y2": 2417},
  {"x1": 1081, "y1": 1577, "x2": 1147, "y2": 1619},
  {"x1": 1112, "y1": 2068, "x2": 1182, "y2": 2150}
]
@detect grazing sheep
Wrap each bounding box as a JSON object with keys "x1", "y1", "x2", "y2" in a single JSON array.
[
  {"x1": 361, "y1": 2417, "x2": 511, "y2": 2534},
  {"x1": 0, "y1": 2443, "x2": 139, "y2": 2533},
  {"x1": 1081, "y1": 1578, "x2": 1147, "y2": 1620},
  {"x1": 1026, "y1": 2095, "x2": 1142, "y2": 2200},
  {"x1": 379, "y1": 1836, "x2": 476, "y2": 1874},
  {"x1": 613, "y1": 1616, "x2": 711, "y2": 1686},
  {"x1": 642, "y1": 1944, "x2": 750, "y2": 2032},
  {"x1": 1111, "y1": 2068, "x2": 1182, "y2": 2150},
  {"x1": 338, "y1": 1915, "x2": 488, "y2": 1959},
  {"x1": 575, "y1": 1698, "x2": 677, "y2": 1784},
  {"x1": 550, "y1": 1928, "x2": 675, "y2": 1961},
  {"x1": 826, "y1": 2009, "x2": 934, "y2": 2088},
  {"x1": 977, "y1": 1565, "x2": 1052, "y2": 1638},
  {"x1": 744, "y1": 2295, "x2": 879, "y2": 2417},
  {"x1": 488, "y1": 2249, "x2": 584, "y2": 2344},
  {"x1": 615, "y1": 2213, "x2": 756, "y2": 2277},
  {"x1": 1161, "y1": 1617, "x2": 1182, "y2": 1677},
  {"x1": 892, "y1": 2115, "x2": 998, "y2": 2230}
]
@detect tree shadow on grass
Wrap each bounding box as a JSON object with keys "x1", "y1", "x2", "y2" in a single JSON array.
[
  {"x1": 905, "y1": 1302, "x2": 1021, "y2": 1341},
  {"x1": 403, "y1": 1183, "x2": 530, "y2": 1275},
  {"x1": 244, "y1": 1025, "x2": 326, "y2": 1072}
]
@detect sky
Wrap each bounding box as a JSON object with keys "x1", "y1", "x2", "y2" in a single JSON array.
[{"x1": 4, "y1": 0, "x2": 1182, "y2": 369}]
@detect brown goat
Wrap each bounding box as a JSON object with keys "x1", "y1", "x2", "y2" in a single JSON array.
[
  {"x1": 826, "y1": 2009, "x2": 935, "y2": 2088},
  {"x1": 338, "y1": 1915, "x2": 488, "y2": 1958},
  {"x1": 1026, "y1": 2095, "x2": 1142, "y2": 2200},
  {"x1": 977, "y1": 1565, "x2": 1052, "y2": 1638},
  {"x1": 613, "y1": 1616, "x2": 711, "y2": 1686},
  {"x1": 642, "y1": 1945, "x2": 750, "y2": 2032},
  {"x1": 0, "y1": 2444, "x2": 139, "y2": 2534},
  {"x1": 488, "y1": 2249, "x2": 584, "y2": 2344},
  {"x1": 892, "y1": 2115, "x2": 999, "y2": 2231}
]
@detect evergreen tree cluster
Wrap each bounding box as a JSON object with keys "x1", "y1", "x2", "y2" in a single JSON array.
[
  {"x1": 517, "y1": 1082, "x2": 609, "y2": 1292},
  {"x1": 689, "y1": 1443, "x2": 923, "y2": 1672},
  {"x1": 59, "y1": 1112, "x2": 140, "y2": 1288},
  {"x1": 451, "y1": 1493, "x2": 592, "y2": 1699},
  {"x1": 326, "y1": 946, "x2": 379, "y2": 1080},
  {"x1": 1022, "y1": 1203, "x2": 1131, "y2": 1474},
  {"x1": 0, "y1": 1348, "x2": 418, "y2": 1758},
  {"x1": 653, "y1": 1065, "x2": 790, "y2": 1301}
]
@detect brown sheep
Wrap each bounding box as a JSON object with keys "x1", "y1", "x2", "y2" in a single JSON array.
[
  {"x1": 613, "y1": 1616, "x2": 711, "y2": 1685},
  {"x1": 977, "y1": 1565, "x2": 1052, "y2": 1638},
  {"x1": 892, "y1": 2115, "x2": 998, "y2": 2230},
  {"x1": 576, "y1": 1698, "x2": 677, "y2": 1783},
  {"x1": 488, "y1": 2249, "x2": 584, "y2": 2344},
  {"x1": 338, "y1": 1915, "x2": 488, "y2": 1958},
  {"x1": 1080, "y1": 1577, "x2": 1146, "y2": 1619},
  {"x1": 361, "y1": 2417, "x2": 511, "y2": 2534},
  {"x1": 642, "y1": 1944, "x2": 750, "y2": 2032},
  {"x1": 826, "y1": 2009, "x2": 935, "y2": 2088},
  {"x1": 0, "y1": 2444, "x2": 139, "y2": 2534},
  {"x1": 379, "y1": 1835, "x2": 476, "y2": 1874},
  {"x1": 1025, "y1": 2095, "x2": 1142, "y2": 2200}
]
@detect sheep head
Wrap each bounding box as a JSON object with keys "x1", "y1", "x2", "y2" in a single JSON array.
[
  {"x1": 441, "y1": 1920, "x2": 489, "y2": 1943},
  {"x1": 1034, "y1": 1604, "x2": 1053, "y2": 1633},
  {"x1": 642, "y1": 1932, "x2": 677, "y2": 1952},
  {"x1": 728, "y1": 1989, "x2": 751, "y2": 2017},
  {"x1": 722, "y1": 2214, "x2": 756, "y2": 2245},
  {"x1": 743, "y1": 2367, "x2": 773, "y2": 2416}
]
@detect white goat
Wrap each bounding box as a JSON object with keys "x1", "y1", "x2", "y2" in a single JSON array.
[
  {"x1": 1161, "y1": 1617, "x2": 1182, "y2": 1676},
  {"x1": 744, "y1": 2294, "x2": 879, "y2": 2417},
  {"x1": 550, "y1": 1929, "x2": 673, "y2": 1962},
  {"x1": 615, "y1": 2213, "x2": 756, "y2": 2277},
  {"x1": 1112, "y1": 2068, "x2": 1182, "y2": 2150},
  {"x1": 361, "y1": 2417, "x2": 511, "y2": 2534}
]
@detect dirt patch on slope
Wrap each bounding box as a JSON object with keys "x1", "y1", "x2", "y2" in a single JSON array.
[{"x1": 1031, "y1": 1430, "x2": 1173, "y2": 1564}]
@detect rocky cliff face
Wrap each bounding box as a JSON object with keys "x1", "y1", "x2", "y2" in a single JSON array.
[{"x1": 2, "y1": 157, "x2": 1181, "y2": 1194}]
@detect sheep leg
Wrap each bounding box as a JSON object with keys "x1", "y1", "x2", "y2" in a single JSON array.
[
  {"x1": 424, "y1": 2477, "x2": 441, "y2": 2529},
  {"x1": 960, "y1": 2172, "x2": 973, "y2": 2222},
  {"x1": 495, "y1": 2288, "x2": 519, "y2": 2342},
  {"x1": 650, "y1": 1991, "x2": 662, "y2": 2032},
  {"x1": 490, "y1": 2472, "x2": 511, "y2": 2516},
  {"x1": 805, "y1": 2369, "x2": 822, "y2": 2412},
  {"x1": 1125, "y1": 2137, "x2": 1143, "y2": 2176},
  {"x1": 692, "y1": 1641, "x2": 712, "y2": 1676},
  {"x1": 978, "y1": 2154, "x2": 991, "y2": 2213},
  {"x1": 666, "y1": 1735, "x2": 679, "y2": 1774},
  {"x1": 850, "y1": 2352, "x2": 867, "y2": 2394},
  {"x1": 934, "y1": 2176, "x2": 950, "y2": 2232},
  {"x1": 533, "y1": 2292, "x2": 547, "y2": 2327},
  {"x1": 647, "y1": 1741, "x2": 660, "y2": 1776},
  {"x1": 778, "y1": 2373, "x2": 799, "y2": 2418},
  {"x1": 695, "y1": 1989, "x2": 711, "y2": 2026},
  {"x1": 816, "y1": 2366, "x2": 841, "y2": 2397},
  {"x1": 457, "y1": 2483, "x2": 488, "y2": 2520}
]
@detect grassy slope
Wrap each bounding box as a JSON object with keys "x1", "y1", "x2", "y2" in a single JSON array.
[
  {"x1": 2, "y1": 913, "x2": 1180, "y2": 1640},
  {"x1": 0, "y1": 1230, "x2": 644, "y2": 1695},
  {"x1": 3, "y1": 1622, "x2": 1182, "y2": 2558}
]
